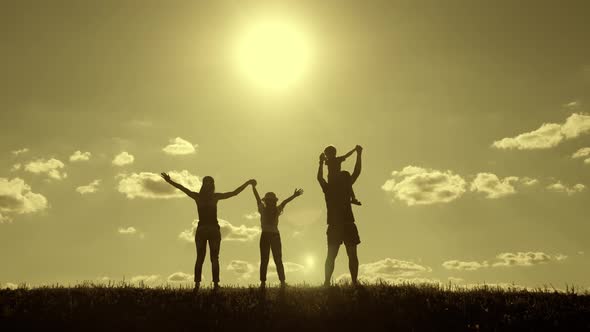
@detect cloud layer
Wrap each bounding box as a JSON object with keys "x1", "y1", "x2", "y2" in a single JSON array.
[
  {"x1": 382, "y1": 166, "x2": 466, "y2": 205},
  {"x1": 442, "y1": 252, "x2": 567, "y2": 271},
  {"x1": 470, "y1": 173, "x2": 519, "y2": 199},
  {"x1": 76, "y1": 180, "x2": 101, "y2": 194},
  {"x1": 112, "y1": 152, "x2": 135, "y2": 166},
  {"x1": 0, "y1": 178, "x2": 48, "y2": 223},
  {"x1": 69, "y1": 150, "x2": 91, "y2": 162},
  {"x1": 162, "y1": 137, "x2": 198, "y2": 156},
  {"x1": 492, "y1": 113, "x2": 590, "y2": 150},
  {"x1": 118, "y1": 170, "x2": 201, "y2": 199},
  {"x1": 24, "y1": 158, "x2": 67, "y2": 180},
  {"x1": 546, "y1": 182, "x2": 585, "y2": 195},
  {"x1": 227, "y1": 260, "x2": 255, "y2": 279}
]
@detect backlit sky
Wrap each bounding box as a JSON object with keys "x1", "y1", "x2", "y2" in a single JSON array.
[{"x1": 1, "y1": 0, "x2": 589, "y2": 289}]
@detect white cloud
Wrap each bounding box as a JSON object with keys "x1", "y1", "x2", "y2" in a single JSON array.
[
  {"x1": 76, "y1": 180, "x2": 101, "y2": 194},
  {"x1": 382, "y1": 166, "x2": 466, "y2": 205},
  {"x1": 521, "y1": 177, "x2": 539, "y2": 186},
  {"x1": 130, "y1": 275, "x2": 160, "y2": 284},
  {"x1": 117, "y1": 170, "x2": 201, "y2": 199},
  {"x1": 69, "y1": 150, "x2": 91, "y2": 162},
  {"x1": 266, "y1": 261, "x2": 306, "y2": 276},
  {"x1": 546, "y1": 182, "x2": 585, "y2": 195},
  {"x1": 470, "y1": 173, "x2": 519, "y2": 199},
  {"x1": 167, "y1": 272, "x2": 194, "y2": 282},
  {"x1": 112, "y1": 152, "x2": 135, "y2": 166},
  {"x1": 572, "y1": 147, "x2": 590, "y2": 164},
  {"x1": 179, "y1": 219, "x2": 261, "y2": 242},
  {"x1": 244, "y1": 211, "x2": 261, "y2": 220},
  {"x1": 335, "y1": 274, "x2": 441, "y2": 285},
  {"x1": 10, "y1": 163, "x2": 21, "y2": 172},
  {"x1": 118, "y1": 226, "x2": 137, "y2": 235},
  {"x1": 12, "y1": 148, "x2": 29, "y2": 156},
  {"x1": 352, "y1": 258, "x2": 432, "y2": 283},
  {"x1": 492, "y1": 252, "x2": 565, "y2": 267},
  {"x1": 0, "y1": 177, "x2": 48, "y2": 223},
  {"x1": 24, "y1": 158, "x2": 67, "y2": 180},
  {"x1": 492, "y1": 113, "x2": 590, "y2": 150},
  {"x1": 442, "y1": 260, "x2": 489, "y2": 271},
  {"x1": 162, "y1": 137, "x2": 198, "y2": 156},
  {"x1": 227, "y1": 260, "x2": 255, "y2": 279}
]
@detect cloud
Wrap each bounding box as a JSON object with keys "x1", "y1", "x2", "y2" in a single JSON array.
[
  {"x1": 244, "y1": 211, "x2": 261, "y2": 220},
  {"x1": 130, "y1": 275, "x2": 160, "y2": 284},
  {"x1": 12, "y1": 148, "x2": 29, "y2": 156},
  {"x1": 492, "y1": 252, "x2": 567, "y2": 267},
  {"x1": 382, "y1": 166, "x2": 466, "y2": 205},
  {"x1": 179, "y1": 219, "x2": 261, "y2": 242},
  {"x1": 492, "y1": 113, "x2": 590, "y2": 150},
  {"x1": 470, "y1": 173, "x2": 519, "y2": 199},
  {"x1": 167, "y1": 272, "x2": 194, "y2": 282},
  {"x1": 227, "y1": 260, "x2": 255, "y2": 279},
  {"x1": 69, "y1": 150, "x2": 91, "y2": 162},
  {"x1": 572, "y1": 147, "x2": 590, "y2": 164},
  {"x1": 546, "y1": 182, "x2": 585, "y2": 195},
  {"x1": 162, "y1": 137, "x2": 198, "y2": 156},
  {"x1": 442, "y1": 260, "x2": 489, "y2": 271},
  {"x1": 350, "y1": 258, "x2": 433, "y2": 283},
  {"x1": 118, "y1": 226, "x2": 137, "y2": 235},
  {"x1": 76, "y1": 180, "x2": 101, "y2": 194},
  {"x1": 117, "y1": 170, "x2": 201, "y2": 199},
  {"x1": 0, "y1": 177, "x2": 48, "y2": 223},
  {"x1": 112, "y1": 152, "x2": 135, "y2": 166},
  {"x1": 10, "y1": 164, "x2": 21, "y2": 172},
  {"x1": 24, "y1": 158, "x2": 67, "y2": 180},
  {"x1": 521, "y1": 177, "x2": 539, "y2": 186},
  {"x1": 564, "y1": 101, "x2": 580, "y2": 109},
  {"x1": 266, "y1": 261, "x2": 306, "y2": 276},
  {"x1": 335, "y1": 274, "x2": 441, "y2": 285},
  {"x1": 444, "y1": 252, "x2": 567, "y2": 271}
]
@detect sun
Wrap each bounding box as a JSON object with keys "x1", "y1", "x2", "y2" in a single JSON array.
[{"x1": 236, "y1": 18, "x2": 312, "y2": 92}]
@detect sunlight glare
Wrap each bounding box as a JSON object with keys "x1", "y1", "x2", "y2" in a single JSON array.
[{"x1": 236, "y1": 17, "x2": 312, "y2": 92}]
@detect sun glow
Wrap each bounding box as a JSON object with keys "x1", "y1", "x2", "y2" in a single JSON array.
[{"x1": 236, "y1": 17, "x2": 312, "y2": 92}]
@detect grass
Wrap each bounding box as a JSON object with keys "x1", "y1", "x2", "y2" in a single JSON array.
[{"x1": 1, "y1": 283, "x2": 590, "y2": 331}]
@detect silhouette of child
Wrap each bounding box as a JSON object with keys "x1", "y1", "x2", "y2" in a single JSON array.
[
  {"x1": 251, "y1": 183, "x2": 303, "y2": 289},
  {"x1": 323, "y1": 145, "x2": 362, "y2": 205}
]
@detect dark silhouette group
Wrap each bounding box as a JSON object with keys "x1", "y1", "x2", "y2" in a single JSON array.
[{"x1": 161, "y1": 144, "x2": 363, "y2": 290}]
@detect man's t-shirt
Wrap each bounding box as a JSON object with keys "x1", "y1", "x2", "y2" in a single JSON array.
[{"x1": 320, "y1": 181, "x2": 355, "y2": 225}]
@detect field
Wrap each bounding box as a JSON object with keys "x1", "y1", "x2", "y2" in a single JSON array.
[{"x1": 1, "y1": 283, "x2": 590, "y2": 331}]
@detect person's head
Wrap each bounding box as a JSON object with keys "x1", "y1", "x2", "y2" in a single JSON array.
[
  {"x1": 200, "y1": 176, "x2": 215, "y2": 195},
  {"x1": 261, "y1": 192, "x2": 278, "y2": 207},
  {"x1": 324, "y1": 145, "x2": 337, "y2": 160}
]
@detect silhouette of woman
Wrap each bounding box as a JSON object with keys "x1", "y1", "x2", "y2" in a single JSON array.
[{"x1": 161, "y1": 173, "x2": 255, "y2": 290}]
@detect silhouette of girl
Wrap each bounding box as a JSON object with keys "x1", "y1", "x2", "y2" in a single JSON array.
[{"x1": 161, "y1": 173, "x2": 255, "y2": 290}]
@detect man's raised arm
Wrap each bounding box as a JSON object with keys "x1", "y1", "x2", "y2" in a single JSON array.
[
  {"x1": 317, "y1": 153, "x2": 327, "y2": 188},
  {"x1": 351, "y1": 145, "x2": 363, "y2": 184}
]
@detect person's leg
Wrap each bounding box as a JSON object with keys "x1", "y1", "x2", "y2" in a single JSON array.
[
  {"x1": 270, "y1": 233, "x2": 285, "y2": 284},
  {"x1": 194, "y1": 230, "x2": 207, "y2": 289},
  {"x1": 345, "y1": 245, "x2": 359, "y2": 285},
  {"x1": 324, "y1": 244, "x2": 340, "y2": 286},
  {"x1": 209, "y1": 229, "x2": 221, "y2": 288},
  {"x1": 259, "y1": 233, "x2": 271, "y2": 287}
]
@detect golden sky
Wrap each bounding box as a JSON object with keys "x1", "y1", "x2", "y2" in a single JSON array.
[{"x1": 1, "y1": 0, "x2": 589, "y2": 288}]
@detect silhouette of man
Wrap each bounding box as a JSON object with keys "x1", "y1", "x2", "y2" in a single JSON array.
[
  {"x1": 317, "y1": 145, "x2": 363, "y2": 286},
  {"x1": 161, "y1": 173, "x2": 255, "y2": 291}
]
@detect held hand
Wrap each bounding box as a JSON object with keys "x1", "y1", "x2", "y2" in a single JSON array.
[
  {"x1": 294, "y1": 188, "x2": 304, "y2": 197},
  {"x1": 319, "y1": 153, "x2": 326, "y2": 163},
  {"x1": 160, "y1": 172, "x2": 171, "y2": 182},
  {"x1": 356, "y1": 145, "x2": 363, "y2": 153},
  {"x1": 248, "y1": 179, "x2": 257, "y2": 186}
]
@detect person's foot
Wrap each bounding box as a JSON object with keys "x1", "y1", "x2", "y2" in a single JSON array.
[
  {"x1": 213, "y1": 282, "x2": 220, "y2": 291},
  {"x1": 260, "y1": 282, "x2": 266, "y2": 290},
  {"x1": 280, "y1": 281, "x2": 287, "y2": 288},
  {"x1": 193, "y1": 282, "x2": 200, "y2": 293},
  {"x1": 351, "y1": 199, "x2": 362, "y2": 206},
  {"x1": 323, "y1": 281, "x2": 331, "y2": 288}
]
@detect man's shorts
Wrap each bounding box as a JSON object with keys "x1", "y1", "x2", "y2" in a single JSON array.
[{"x1": 327, "y1": 223, "x2": 361, "y2": 246}]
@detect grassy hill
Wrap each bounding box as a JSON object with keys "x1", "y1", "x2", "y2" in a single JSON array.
[{"x1": 1, "y1": 283, "x2": 589, "y2": 331}]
